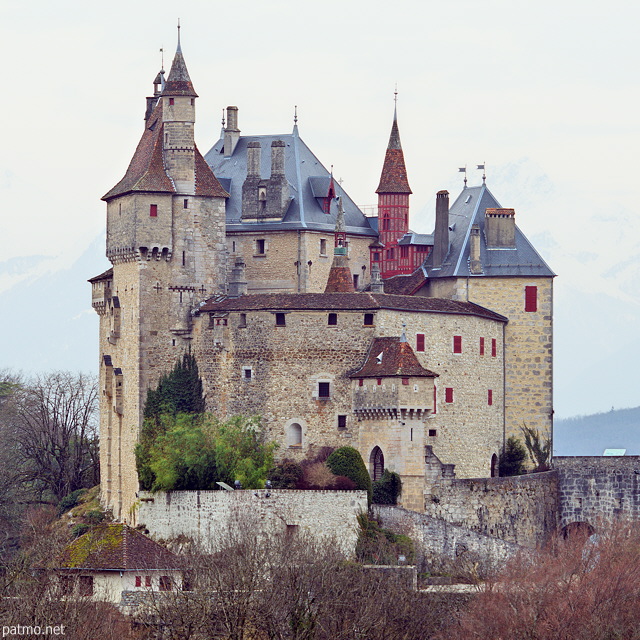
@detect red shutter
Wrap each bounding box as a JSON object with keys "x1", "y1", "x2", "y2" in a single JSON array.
[
  {"x1": 402, "y1": 378, "x2": 409, "y2": 385},
  {"x1": 453, "y1": 335, "x2": 462, "y2": 353},
  {"x1": 377, "y1": 378, "x2": 382, "y2": 385},
  {"x1": 150, "y1": 204, "x2": 158, "y2": 217},
  {"x1": 491, "y1": 338, "x2": 497, "y2": 357},
  {"x1": 445, "y1": 387, "x2": 454, "y2": 403},
  {"x1": 145, "y1": 576, "x2": 151, "y2": 587},
  {"x1": 488, "y1": 389, "x2": 493, "y2": 406},
  {"x1": 416, "y1": 333, "x2": 425, "y2": 352},
  {"x1": 359, "y1": 379, "x2": 363, "y2": 387},
  {"x1": 480, "y1": 337, "x2": 485, "y2": 356},
  {"x1": 525, "y1": 286, "x2": 538, "y2": 312},
  {"x1": 135, "y1": 576, "x2": 142, "y2": 587}
]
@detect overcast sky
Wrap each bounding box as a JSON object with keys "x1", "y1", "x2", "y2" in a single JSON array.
[{"x1": 1, "y1": 0, "x2": 639, "y2": 418}]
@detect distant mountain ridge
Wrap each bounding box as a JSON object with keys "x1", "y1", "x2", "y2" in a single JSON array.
[{"x1": 554, "y1": 406, "x2": 640, "y2": 456}]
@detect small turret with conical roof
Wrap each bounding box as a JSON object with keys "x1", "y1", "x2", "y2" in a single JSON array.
[{"x1": 324, "y1": 196, "x2": 356, "y2": 293}]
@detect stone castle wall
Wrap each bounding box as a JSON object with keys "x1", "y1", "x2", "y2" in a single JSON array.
[{"x1": 137, "y1": 489, "x2": 368, "y2": 555}]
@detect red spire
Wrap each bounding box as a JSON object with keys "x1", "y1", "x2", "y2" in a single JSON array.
[{"x1": 376, "y1": 112, "x2": 411, "y2": 194}]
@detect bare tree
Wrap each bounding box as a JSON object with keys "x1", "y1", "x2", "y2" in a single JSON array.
[{"x1": 11, "y1": 371, "x2": 99, "y2": 503}]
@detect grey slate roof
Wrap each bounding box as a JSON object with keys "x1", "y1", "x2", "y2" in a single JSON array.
[
  {"x1": 424, "y1": 185, "x2": 555, "y2": 278},
  {"x1": 204, "y1": 126, "x2": 377, "y2": 237},
  {"x1": 398, "y1": 232, "x2": 434, "y2": 246}
]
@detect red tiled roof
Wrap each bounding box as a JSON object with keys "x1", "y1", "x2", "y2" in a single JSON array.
[
  {"x1": 161, "y1": 48, "x2": 198, "y2": 98},
  {"x1": 382, "y1": 268, "x2": 428, "y2": 295},
  {"x1": 195, "y1": 146, "x2": 229, "y2": 198},
  {"x1": 376, "y1": 119, "x2": 412, "y2": 194},
  {"x1": 324, "y1": 265, "x2": 356, "y2": 293},
  {"x1": 200, "y1": 292, "x2": 507, "y2": 322},
  {"x1": 350, "y1": 337, "x2": 438, "y2": 378},
  {"x1": 58, "y1": 524, "x2": 181, "y2": 572}
]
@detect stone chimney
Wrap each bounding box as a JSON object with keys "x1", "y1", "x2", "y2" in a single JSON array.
[
  {"x1": 432, "y1": 190, "x2": 450, "y2": 268},
  {"x1": 485, "y1": 208, "x2": 516, "y2": 248},
  {"x1": 223, "y1": 106, "x2": 240, "y2": 157},
  {"x1": 267, "y1": 140, "x2": 289, "y2": 219},
  {"x1": 241, "y1": 142, "x2": 262, "y2": 219},
  {"x1": 469, "y1": 224, "x2": 483, "y2": 274},
  {"x1": 228, "y1": 256, "x2": 247, "y2": 297},
  {"x1": 370, "y1": 262, "x2": 384, "y2": 293}
]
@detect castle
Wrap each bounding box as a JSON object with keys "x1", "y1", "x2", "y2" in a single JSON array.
[{"x1": 90, "y1": 38, "x2": 554, "y2": 521}]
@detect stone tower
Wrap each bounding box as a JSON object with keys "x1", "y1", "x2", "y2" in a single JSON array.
[
  {"x1": 96, "y1": 38, "x2": 228, "y2": 520},
  {"x1": 374, "y1": 101, "x2": 412, "y2": 278}
]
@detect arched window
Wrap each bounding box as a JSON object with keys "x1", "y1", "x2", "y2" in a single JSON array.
[
  {"x1": 287, "y1": 423, "x2": 302, "y2": 447},
  {"x1": 491, "y1": 453, "x2": 498, "y2": 477},
  {"x1": 370, "y1": 446, "x2": 384, "y2": 481}
]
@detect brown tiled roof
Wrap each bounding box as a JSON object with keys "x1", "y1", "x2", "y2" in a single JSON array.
[
  {"x1": 102, "y1": 102, "x2": 174, "y2": 201},
  {"x1": 382, "y1": 268, "x2": 428, "y2": 295},
  {"x1": 376, "y1": 119, "x2": 412, "y2": 194},
  {"x1": 161, "y1": 47, "x2": 198, "y2": 97},
  {"x1": 194, "y1": 146, "x2": 229, "y2": 198},
  {"x1": 88, "y1": 267, "x2": 113, "y2": 283},
  {"x1": 200, "y1": 292, "x2": 507, "y2": 322},
  {"x1": 324, "y1": 265, "x2": 356, "y2": 293},
  {"x1": 58, "y1": 524, "x2": 181, "y2": 572},
  {"x1": 350, "y1": 337, "x2": 438, "y2": 378}
]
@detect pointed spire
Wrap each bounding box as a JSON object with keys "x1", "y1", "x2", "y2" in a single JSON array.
[
  {"x1": 324, "y1": 196, "x2": 355, "y2": 293},
  {"x1": 161, "y1": 25, "x2": 198, "y2": 97},
  {"x1": 376, "y1": 93, "x2": 411, "y2": 194}
]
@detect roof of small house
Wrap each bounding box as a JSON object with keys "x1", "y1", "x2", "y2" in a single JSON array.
[
  {"x1": 58, "y1": 523, "x2": 181, "y2": 572},
  {"x1": 88, "y1": 267, "x2": 114, "y2": 283},
  {"x1": 350, "y1": 336, "x2": 438, "y2": 378}
]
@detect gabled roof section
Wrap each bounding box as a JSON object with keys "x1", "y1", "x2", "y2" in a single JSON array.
[
  {"x1": 58, "y1": 524, "x2": 181, "y2": 571},
  {"x1": 350, "y1": 337, "x2": 438, "y2": 378},
  {"x1": 204, "y1": 129, "x2": 377, "y2": 237},
  {"x1": 161, "y1": 45, "x2": 198, "y2": 97},
  {"x1": 102, "y1": 102, "x2": 174, "y2": 201},
  {"x1": 424, "y1": 185, "x2": 555, "y2": 279},
  {"x1": 88, "y1": 267, "x2": 113, "y2": 283},
  {"x1": 383, "y1": 266, "x2": 428, "y2": 295},
  {"x1": 194, "y1": 146, "x2": 229, "y2": 198},
  {"x1": 376, "y1": 115, "x2": 412, "y2": 194}
]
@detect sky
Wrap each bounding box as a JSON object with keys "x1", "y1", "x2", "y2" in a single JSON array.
[{"x1": 1, "y1": 0, "x2": 639, "y2": 419}]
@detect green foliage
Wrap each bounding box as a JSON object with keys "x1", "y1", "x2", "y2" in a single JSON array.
[
  {"x1": 137, "y1": 413, "x2": 277, "y2": 492},
  {"x1": 84, "y1": 509, "x2": 106, "y2": 526},
  {"x1": 499, "y1": 436, "x2": 527, "y2": 476},
  {"x1": 57, "y1": 489, "x2": 87, "y2": 516},
  {"x1": 268, "y1": 460, "x2": 304, "y2": 489},
  {"x1": 144, "y1": 353, "x2": 205, "y2": 421},
  {"x1": 521, "y1": 423, "x2": 551, "y2": 471},
  {"x1": 355, "y1": 512, "x2": 415, "y2": 565},
  {"x1": 372, "y1": 469, "x2": 402, "y2": 505},
  {"x1": 71, "y1": 523, "x2": 90, "y2": 538},
  {"x1": 326, "y1": 446, "x2": 372, "y2": 505}
]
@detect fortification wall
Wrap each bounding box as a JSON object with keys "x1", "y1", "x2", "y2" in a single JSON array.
[
  {"x1": 554, "y1": 456, "x2": 640, "y2": 529},
  {"x1": 424, "y1": 470, "x2": 559, "y2": 547},
  {"x1": 138, "y1": 489, "x2": 368, "y2": 555}
]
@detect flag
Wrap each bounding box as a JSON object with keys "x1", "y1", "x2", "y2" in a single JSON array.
[
  {"x1": 458, "y1": 167, "x2": 466, "y2": 172},
  {"x1": 477, "y1": 164, "x2": 485, "y2": 170}
]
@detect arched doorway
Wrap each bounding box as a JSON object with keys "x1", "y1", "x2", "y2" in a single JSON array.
[
  {"x1": 370, "y1": 446, "x2": 384, "y2": 481},
  {"x1": 561, "y1": 521, "x2": 595, "y2": 540},
  {"x1": 491, "y1": 453, "x2": 498, "y2": 477}
]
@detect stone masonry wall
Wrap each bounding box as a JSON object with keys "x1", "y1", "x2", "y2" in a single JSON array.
[
  {"x1": 554, "y1": 456, "x2": 640, "y2": 529},
  {"x1": 137, "y1": 489, "x2": 368, "y2": 555},
  {"x1": 423, "y1": 469, "x2": 559, "y2": 547}
]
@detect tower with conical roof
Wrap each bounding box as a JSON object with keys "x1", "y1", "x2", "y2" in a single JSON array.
[
  {"x1": 374, "y1": 98, "x2": 412, "y2": 279},
  {"x1": 96, "y1": 33, "x2": 228, "y2": 519}
]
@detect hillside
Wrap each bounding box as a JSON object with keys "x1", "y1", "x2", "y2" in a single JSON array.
[{"x1": 554, "y1": 406, "x2": 640, "y2": 456}]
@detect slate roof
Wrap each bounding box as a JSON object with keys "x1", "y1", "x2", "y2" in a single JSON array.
[
  {"x1": 200, "y1": 292, "x2": 507, "y2": 322},
  {"x1": 102, "y1": 101, "x2": 228, "y2": 201},
  {"x1": 204, "y1": 126, "x2": 377, "y2": 237},
  {"x1": 88, "y1": 267, "x2": 114, "y2": 283},
  {"x1": 376, "y1": 115, "x2": 412, "y2": 194},
  {"x1": 350, "y1": 337, "x2": 438, "y2": 378},
  {"x1": 398, "y1": 232, "x2": 434, "y2": 246},
  {"x1": 424, "y1": 185, "x2": 555, "y2": 278},
  {"x1": 58, "y1": 524, "x2": 181, "y2": 572}
]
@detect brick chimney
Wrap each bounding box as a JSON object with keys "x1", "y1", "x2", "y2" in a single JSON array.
[{"x1": 432, "y1": 190, "x2": 450, "y2": 268}]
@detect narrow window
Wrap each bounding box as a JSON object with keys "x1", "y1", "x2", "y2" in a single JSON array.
[
  {"x1": 488, "y1": 389, "x2": 493, "y2": 406},
  {"x1": 363, "y1": 313, "x2": 374, "y2": 326},
  {"x1": 135, "y1": 576, "x2": 142, "y2": 587},
  {"x1": 320, "y1": 239, "x2": 327, "y2": 255},
  {"x1": 377, "y1": 378, "x2": 382, "y2": 386},
  {"x1": 328, "y1": 313, "x2": 337, "y2": 326},
  {"x1": 169, "y1": 98, "x2": 174, "y2": 106},
  {"x1": 318, "y1": 382, "x2": 330, "y2": 398},
  {"x1": 480, "y1": 337, "x2": 485, "y2": 356},
  {"x1": 275, "y1": 313, "x2": 286, "y2": 327},
  {"x1": 239, "y1": 313, "x2": 247, "y2": 328},
  {"x1": 383, "y1": 216, "x2": 390, "y2": 231},
  {"x1": 416, "y1": 333, "x2": 425, "y2": 352},
  {"x1": 190, "y1": 98, "x2": 194, "y2": 106},
  {"x1": 150, "y1": 204, "x2": 158, "y2": 217},
  {"x1": 243, "y1": 367, "x2": 252, "y2": 380},
  {"x1": 232, "y1": 241, "x2": 236, "y2": 252},
  {"x1": 353, "y1": 274, "x2": 359, "y2": 289},
  {"x1": 337, "y1": 415, "x2": 347, "y2": 429},
  {"x1": 445, "y1": 387, "x2": 454, "y2": 403},
  {"x1": 433, "y1": 386, "x2": 437, "y2": 413},
  {"x1": 402, "y1": 378, "x2": 409, "y2": 385},
  {"x1": 358, "y1": 379, "x2": 363, "y2": 387},
  {"x1": 373, "y1": 252, "x2": 380, "y2": 262},
  {"x1": 79, "y1": 576, "x2": 94, "y2": 597},
  {"x1": 183, "y1": 198, "x2": 188, "y2": 209},
  {"x1": 256, "y1": 239, "x2": 266, "y2": 254},
  {"x1": 429, "y1": 429, "x2": 437, "y2": 437},
  {"x1": 400, "y1": 246, "x2": 409, "y2": 258},
  {"x1": 159, "y1": 576, "x2": 171, "y2": 591},
  {"x1": 182, "y1": 251, "x2": 185, "y2": 266},
  {"x1": 491, "y1": 338, "x2": 497, "y2": 357},
  {"x1": 525, "y1": 286, "x2": 538, "y2": 312},
  {"x1": 145, "y1": 576, "x2": 152, "y2": 588},
  {"x1": 453, "y1": 335, "x2": 462, "y2": 353}
]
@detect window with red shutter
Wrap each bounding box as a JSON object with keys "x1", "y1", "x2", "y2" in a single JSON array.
[
  {"x1": 377, "y1": 378, "x2": 382, "y2": 386},
  {"x1": 491, "y1": 338, "x2": 497, "y2": 357},
  {"x1": 480, "y1": 337, "x2": 485, "y2": 356},
  {"x1": 416, "y1": 333, "x2": 425, "y2": 352},
  {"x1": 150, "y1": 204, "x2": 158, "y2": 217},
  {"x1": 145, "y1": 576, "x2": 152, "y2": 587},
  {"x1": 358, "y1": 379, "x2": 363, "y2": 387},
  {"x1": 525, "y1": 286, "x2": 538, "y2": 312},
  {"x1": 453, "y1": 336, "x2": 462, "y2": 353},
  {"x1": 135, "y1": 576, "x2": 142, "y2": 587},
  {"x1": 402, "y1": 378, "x2": 409, "y2": 385},
  {"x1": 488, "y1": 389, "x2": 493, "y2": 406},
  {"x1": 445, "y1": 387, "x2": 454, "y2": 403}
]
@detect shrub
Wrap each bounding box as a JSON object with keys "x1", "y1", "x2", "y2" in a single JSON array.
[
  {"x1": 356, "y1": 513, "x2": 415, "y2": 565},
  {"x1": 326, "y1": 446, "x2": 372, "y2": 505},
  {"x1": 84, "y1": 509, "x2": 106, "y2": 525},
  {"x1": 57, "y1": 489, "x2": 87, "y2": 516},
  {"x1": 268, "y1": 459, "x2": 303, "y2": 489},
  {"x1": 498, "y1": 436, "x2": 527, "y2": 476},
  {"x1": 71, "y1": 523, "x2": 90, "y2": 538},
  {"x1": 301, "y1": 462, "x2": 337, "y2": 489},
  {"x1": 372, "y1": 469, "x2": 402, "y2": 505}
]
